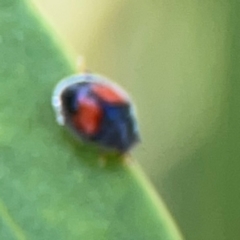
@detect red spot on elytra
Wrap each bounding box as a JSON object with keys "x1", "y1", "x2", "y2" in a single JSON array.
[
  {"x1": 73, "y1": 97, "x2": 102, "y2": 135},
  {"x1": 92, "y1": 84, "x2": 126, "y2": 103}
]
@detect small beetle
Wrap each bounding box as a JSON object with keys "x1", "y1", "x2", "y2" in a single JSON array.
[{"x1": 52, "y1": 61, "x2": 140, "y2": 153}]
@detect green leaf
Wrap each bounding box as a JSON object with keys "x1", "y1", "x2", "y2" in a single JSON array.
[{"x1": 0, "y1": 0, "x2": 182, "y2": 239}]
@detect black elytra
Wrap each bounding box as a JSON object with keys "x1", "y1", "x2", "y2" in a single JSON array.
[{"x1": 60, "y1": 81, "x2": 140, "y2": 153}]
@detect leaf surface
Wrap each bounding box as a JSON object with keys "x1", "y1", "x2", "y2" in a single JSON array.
[{"x1": 0, "y1": 1, "x2": 182, "y2": 239}]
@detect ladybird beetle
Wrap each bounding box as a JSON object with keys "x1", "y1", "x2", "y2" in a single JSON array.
[{"x1": 52, "y1": 71, "x2": 140, "y2": 153}]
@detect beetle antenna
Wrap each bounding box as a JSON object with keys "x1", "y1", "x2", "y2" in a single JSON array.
[{"x1": 77, "y1": 56, "x2": 87, "y2": 73}]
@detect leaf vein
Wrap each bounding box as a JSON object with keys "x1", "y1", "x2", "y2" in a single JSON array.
[{"x1": 0, "y1": 198, "x2": 27, "y2": 240}]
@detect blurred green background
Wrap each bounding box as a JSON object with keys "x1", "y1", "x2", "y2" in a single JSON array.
[{"x1": 33, "y1": 0, "x2": 240, "y2": 239}]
